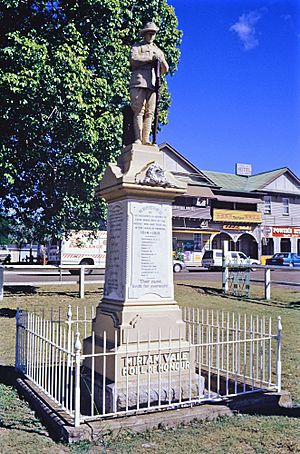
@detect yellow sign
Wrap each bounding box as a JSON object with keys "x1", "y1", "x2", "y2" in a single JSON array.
[{"x1": 213, "y1": 209, "x2": 262, "y2": 223}]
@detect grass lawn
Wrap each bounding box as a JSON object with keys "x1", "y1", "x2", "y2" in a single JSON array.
[{"x1": 0, "y1": 281, "x2": 299, "y2": 453}]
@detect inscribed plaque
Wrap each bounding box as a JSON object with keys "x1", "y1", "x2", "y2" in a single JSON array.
[
  {"x1": 104, "y1": 201, "x2": 127, "y2": 300},
  {"x1": 128, "y1": 201, "x2": 173, "y2": 299}
]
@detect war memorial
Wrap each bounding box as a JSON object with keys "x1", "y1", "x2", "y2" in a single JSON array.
[
  {"x1": 14, "y1": 22, "x2": 287, "y2": 441},
  {"x1": 81, "y1": 21, "x2": 204, "y2": 412}
]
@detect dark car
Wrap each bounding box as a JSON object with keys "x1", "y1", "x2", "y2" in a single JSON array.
[
  {"x1": 0, "y1": 246, "x2": 11, "y2": 264},
  {"x1": 266, "y1": 252, "x2": 300, "y2": 267}
]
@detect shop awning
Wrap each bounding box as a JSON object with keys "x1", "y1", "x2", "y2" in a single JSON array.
[
  {"x1": 215, "y1": 195, "x2": 261, "y2": 204},
  {"x1": 172, "y1": 206, "x2": 211, "y2": 220},
  {"x1": 173, "y1": 228, "x2": 219, "y2": 234},
  {"x1": 184, "y1": 186, "x2": 216, "y2": 198}
]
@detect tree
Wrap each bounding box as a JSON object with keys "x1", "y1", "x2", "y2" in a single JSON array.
[
  {"x1": 0, "y1": 215, "x2": 12, "y2": 245},
  {"x1": 0, "y1": 0, "x2": 182, "y2": 241}
]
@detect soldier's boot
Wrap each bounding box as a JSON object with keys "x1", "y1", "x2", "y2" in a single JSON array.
[
  {"x1": 133, "y1": 114, "x2": 143, "y2": 144},
  {"x1": 142, "y1": 114, "x2": 153, "y2": 145}
]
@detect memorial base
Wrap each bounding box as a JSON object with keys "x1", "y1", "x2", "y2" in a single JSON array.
[
  {"x1": 92, "y1": 300, "x2": 186, "y2": 343},
  {"x1": 83, "y1": 330, "x2": 195, "y2": 382},
  {"x1": 81, "y1": 368, "x2": 205, "y2": 415}
]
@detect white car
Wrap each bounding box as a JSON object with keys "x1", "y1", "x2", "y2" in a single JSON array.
[
  {"x1": 173, "y1": 259, "x2": 186, "y2": 273},
  {"x1": 202, "y1": 249, "x2": 260, "y2": 270}
]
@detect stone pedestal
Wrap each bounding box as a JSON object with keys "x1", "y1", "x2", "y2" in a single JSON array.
[{"x1": 83, "y1": 144, "x2": 204, "y2": 411}]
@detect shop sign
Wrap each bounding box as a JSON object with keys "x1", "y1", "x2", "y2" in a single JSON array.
[
  {"x1": 213, "y1": 209, "x2": 262, "y2": 223},
  {"x1": 272, "y1": 227, "x2": 300, "y2": 238},
  {"x1": 261, "y1": 226, "x2": 272, "y2": 238},
  {"x1": 223, "y1": 225, "x2": 253, "y2": 231},
  {"x1": 236, "y1": 163, "x2": 252, "y2": 176}
]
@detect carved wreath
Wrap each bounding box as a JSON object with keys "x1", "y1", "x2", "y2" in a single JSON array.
[{"x1": 143, "y1": 164, "x2": 172, "y2": 187}]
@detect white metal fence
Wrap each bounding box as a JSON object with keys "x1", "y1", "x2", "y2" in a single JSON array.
[{"x1": 16, "y1": 305, "x2": 282, "y2": 427}]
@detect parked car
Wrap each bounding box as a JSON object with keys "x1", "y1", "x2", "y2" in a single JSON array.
[
  {"x1": 173, "y1": 259, "x2": 186, "y2": 273},
  {"x1": 0, "y1": 246, "x2": 11, "y2": 264},
  {"x1": 265, "y1": 252, "x2": 300, "y2": 267},
  {"x1": 202, "y1": 249, "x2": 260, "y2": 270}
]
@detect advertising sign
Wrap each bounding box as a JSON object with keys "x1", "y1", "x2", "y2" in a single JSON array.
[
  {"x1": 213, "y1": 209, "x2": 262, "y2": 223},
  {"x1": 261, "y1": 226, "x2": 272, "y2": 238},
  {"x1": 235, "y1": 163, "x2": 252, "y2": 176},
  {"x1": 271, "y1": 227, "x2": 300, "y2": 238}
]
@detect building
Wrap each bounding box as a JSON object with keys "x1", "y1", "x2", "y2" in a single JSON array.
[
  {"x1": 160, "y1": 143, "x2": 300, "y2": 262},
  {"x1": 202, "y1": 167, "x2": 300, "y2": 258},
  {"x1": 256, "y1": 168, "x2": 300, "y2": 256},
  {"x1": 160, "y1": 143, "x2": 219, "y2": 266}
]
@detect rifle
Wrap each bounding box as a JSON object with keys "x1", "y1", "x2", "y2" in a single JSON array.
[{"x1": 152, "y1": 58, "x2": 161, "y2": 144}]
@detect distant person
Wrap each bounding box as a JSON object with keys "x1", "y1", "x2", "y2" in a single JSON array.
[
  {"x1": 37, "y1": 245, "x2": 47, "y2": 265},
  {"x1": 129, "y1": 22, "x2": 169, "y2": 145}
]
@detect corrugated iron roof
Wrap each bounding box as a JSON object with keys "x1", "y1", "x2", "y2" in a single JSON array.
[
  {"x1": 201, "y1": 168, "x2": 294, "y2": 192},
  {"x1": 184, "y1": 186, "x2": 216, "y2": 198}
]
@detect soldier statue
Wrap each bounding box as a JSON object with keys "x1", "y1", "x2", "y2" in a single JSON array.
[{"x1": 129, "y1": 22, "x2": 169, "y2": 145}]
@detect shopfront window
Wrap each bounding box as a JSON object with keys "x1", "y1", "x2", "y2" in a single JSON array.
[
  {"x1": 179, "y1": 240, "x2": 194, "y2": 251},
  {"x1": 172, "y1": 237, "x2": 177, "y2": 251},
  {"x1": 193, "y1": 234, "x2": 202, "y2": 251},
  {"x1": 281, "y1": 238, "x2": 291, "y2": 252},
  {"x1": 262, "y1": 238, "x2": 274, "y2": 255},
  {"x1": 172, "y1": 239, "x2": 195, "y2": 252}
]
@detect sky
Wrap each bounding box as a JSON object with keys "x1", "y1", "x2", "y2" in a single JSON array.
[{"x1": 159, "y1": 0, "x2": 300, "y2": 176}]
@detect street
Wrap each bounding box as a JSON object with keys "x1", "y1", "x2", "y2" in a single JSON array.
[{"x1": 3, "y1": 267, "x2": 300, "y2": 290}]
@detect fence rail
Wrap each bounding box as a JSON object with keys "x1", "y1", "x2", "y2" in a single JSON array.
[
  {"x1": 0, "y1": 264, "x2": 104, "y2": 300},
  {"x1": 16, "y1": 305, "x2": 282, "y2": 426},
  {"x1": 1, "y1": 264, "x2": 299, "y2": 302}
]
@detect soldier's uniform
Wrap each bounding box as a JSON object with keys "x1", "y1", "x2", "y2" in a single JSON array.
[{"x1": 129, "y1": 23, "x2": 169, "y2": 145}]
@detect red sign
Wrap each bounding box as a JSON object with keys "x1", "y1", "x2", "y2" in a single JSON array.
[{"x1": 272, "y1": 227, "x2": 300, "y2": 238}]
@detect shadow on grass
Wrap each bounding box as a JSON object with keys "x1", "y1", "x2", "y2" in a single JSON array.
[
  {"x1": 176, "y1": 283, "x2": 223, "y2": 296},
  {"x1": 226, "y1": 393, "x2": 300, "y2": 418},
  {"x1": 0, "y1": 366, "x2": 52, "y2": 438},
  {"x1": 289, "y1": 301, "x2": 300, "y2": 308},
  {"x1": 37, "y1": 289, "x2": 102, "y2": 298},
  {"x1": 4, "y1": 286, "x2": 37, "y2": 295},
  {"x1": 4, "y1": 287, "x2": 102, "y2": 299},
  {"x1": 176, "y1": 283, "x2": 300, "y2": 310},
  {"x1": 0, "y1": 308, "x2": 17, "y2": 318},
  {"x1": 0, "y1": 365, "x2": 20, "y2": 386},
  {"x1": 251, "y1": 406, "x2": 300, "y2": 417}
]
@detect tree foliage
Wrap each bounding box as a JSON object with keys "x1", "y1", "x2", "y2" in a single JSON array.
[{"x1": 0, "y1": 0, "x2": 182, "y2": 241}]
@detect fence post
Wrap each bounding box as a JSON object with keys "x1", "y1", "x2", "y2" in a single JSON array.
[
  {"x1": 245, "y1": 259, "x2": 251, "y2": 298},
  {"x1": 67, "y1": 305, "x2": 72, "y2": 365},
  {"x1": 15, "y1": 308, "x2": 20, "y2": 369},
  {"x1": 264, "y1": 267, "x2": 271, "y2": 300},
  {"x1": 276, "y1": 316, "x2": 282, "y2": 392},
  {"x1": 0, "y1": 266, "x2": 4, "y2": 301},
  {"x1": 65, "y1": 305, "x2": 72, "y2": 410},
  {"x1": 222, "y1": 241, "x2": 229, "y2": 294},
  {"x1": 79, "y1": 267, "x2": 85, "y2": 299},
  {"x1": 74, "y1": 332, "x2": 82, "y2": 427}
]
